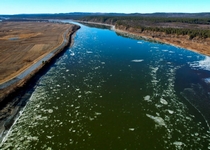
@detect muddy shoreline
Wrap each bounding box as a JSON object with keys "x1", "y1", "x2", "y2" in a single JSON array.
[{"x1": 0, "y1": 24, "x2": 80, "y2": 143}]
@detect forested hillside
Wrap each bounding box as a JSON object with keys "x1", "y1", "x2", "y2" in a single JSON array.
[{"x1": 79, "y1": 16, "x2": 210, "y2": 39}]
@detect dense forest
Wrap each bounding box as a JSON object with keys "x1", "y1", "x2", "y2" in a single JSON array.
[
  {"x1": 1, "y1": 12, "x2": 210, "y2": 39},
  {"x1": 79, "y1": 16, "x2": 210, "y2": 39},
  {"x1": 80, "y1": 16, "x2": 210, "y2": 24}
]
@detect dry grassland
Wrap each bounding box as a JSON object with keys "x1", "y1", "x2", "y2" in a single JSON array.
[{"x1": 0, "y1": 21, "x2": 73, "y2": 84}]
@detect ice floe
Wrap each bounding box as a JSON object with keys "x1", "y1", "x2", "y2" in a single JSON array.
[
  {"x1": 168, "y1": 110, "x2": 174, "y2": 114},
  {"x1": 131, "y1": 59, "x2": 144, "y2": 63},
  {"x1": 144, "y1": 95, "x2": 151, "y2": 102},
  {"x1": 190, "y1": 56, "x2": 210, "y2": 71},
  {"x1": 146, "y1": 114, "x2": 166, "y2": 127},
  {"x1": 137, "y1": 41, "x2": 143, "y2": 44},
  {"x1": 173, "y1": 141, "x2": 185, "y2": 149},
  {"x1": 48, "y1": 109, "x2": 53, "y2": 113},
  {"x1": 70, "y1": 52, "x2": 75, "y2": 56},
  {"x1": 160, "y1": 98, "x2": 168, "y2": 105},
  {"x1": 86, "y1": 51, "x2": 93, "y2": 54},
  {"x1": 129, "y1": 128, "x2": 135, "y2": 131},
  {"x1": 204, "y1": 78, "x2": 210, "y2": 84},
  {"x1": 95, "y1": 112, "x2": 102, "y2": 115}
]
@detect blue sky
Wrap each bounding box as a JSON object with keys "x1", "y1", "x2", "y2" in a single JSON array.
[{"x1": 0, "y1": 0, "x2": 209, "y2": 15}]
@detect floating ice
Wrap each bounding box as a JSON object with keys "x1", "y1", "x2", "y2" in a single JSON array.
[
  {"x1": 160, "y1": 98, "x2": 168, "y2": 105},
  {"x1": 86, "y1": 51, "x2": 93, "y2": 54},
  {"x1": 151, "y1": 47, "x2": 158, "y2": 49},
  {"x1": 169, "y1": 51, "x2": 175, "y2": 53},
  {"x1": 131, "y1": 59, "x2": 144, "y2": 63},
  {"x1": 173, "y1": 141, "x2": 185, "y2": 149},
  {"x1": 95, "y1": 112, "x2": 102, "y2": 115},
  {"x1": 204, "y1": 78, "x2": 210, "y2": 84},
  {"x1": 85, "y1": 91, "x2": 92, "y2": 94},
  {"x1": 195, "y1": 133, "x2": 199, "y2": 136},
  {"x1": 129, "y1": 128, "x2": 135, "y2": 131},
  {"x1": 144, "y1": 95, "x2": 151, "y2": 102},
  {"x1": 70, "y1": 52, "x2": 75, "y2": 56},
  {"x1": 101, "y1": 62, "x2": 105, "y2": 65},
  {"x1": 168, "y1": 110, "x2": 174, "y2": 114},
  {"x1": 89, "y1": 117, "x2": 94, "y2": 121},
  {"x1": 137, "y1": 41, "x2": 143, "y2": 44},
  {"x1": 151, "y1": 67, "x2": 159, "y2": 73},
  {"x1": 47, "y1": 136, "x2": 52, "y2": 139},
  {"x1": 27, "y1": 136, "x2": 38, "y2": 141},
  {"x1": 146, "y1": 114, "x2": 166, "y2": 127},
  {"x1": 151, "y1": 80, "x2": 158, "y2": 83},
  {"x1": 190, "y1": 56, "x2": 210, "y2": 71},
  {"x1": 48, "y1": 109, "x2": 53, "y2": 113}
]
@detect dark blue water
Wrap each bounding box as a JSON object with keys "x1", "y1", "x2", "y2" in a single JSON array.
[{"x1": 1, "y1": 21, "x2": 210, "y2": 150}]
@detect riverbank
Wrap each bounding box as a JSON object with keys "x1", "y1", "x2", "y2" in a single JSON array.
[
  {"x1": 0, "y1": 21, "x2": 80, "y2": 142},
  {"x1": 0, "y1": 22, "x2": 80, "y2": 101},
  {"x1": 115, "y1": 25, "x2": 210, "y2": 56},
  {"x1": 78, "y1": 20, "x2": 210, "y2": 56}
]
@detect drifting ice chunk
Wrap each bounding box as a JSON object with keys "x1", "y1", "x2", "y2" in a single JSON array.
[
  {"x1": 95, "y1": 112, "x2": 102, "y2": 115},
  {"x1": 204, "y1": 78, "x2": 210, "y2": 84},
  {"x1": 48, "y1": 109, "x2": 53, "y2": 113},
  {"x1": 86, "y1": 51, "x2": 93, "y2": 54},
  {"x1": 173, "y1": 141, "x2": 185, "y2": 149},
  {"x1": 160, "y1": 98, "x2": 168, "y2": 105},
  {"x1": 168, "y1": 110, "x2": 174, "y2": 114},
  {"x1": 131, "y1": 59, "x2": 144, "y2": 63},
  {"x1": 190, "y1": 56, "x2": 210, "y2": 71},
  {"x1": 146, "y1": 114, "x2": 166, "y2": 127},
  {"x1": 129, "y1": 128, "x2": 135, "y2": 131},
  {"x1": 144, "y1": 95, "x2": 151, "y2": 102}
]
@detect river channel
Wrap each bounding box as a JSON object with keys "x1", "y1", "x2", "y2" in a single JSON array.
[{"x1": 1, "y1": 21, "x2": 210, "y2": 149}]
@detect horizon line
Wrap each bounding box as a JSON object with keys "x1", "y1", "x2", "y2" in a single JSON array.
[{"x1": 0, "y1": 11, "x2": 210, "y2": 16}]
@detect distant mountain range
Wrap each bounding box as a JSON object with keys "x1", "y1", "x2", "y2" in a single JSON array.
[{"x1": 1, "y1": 12, "x2": 210, "y2": 20}]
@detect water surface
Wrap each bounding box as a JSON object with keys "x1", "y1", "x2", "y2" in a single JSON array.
[{"x1": 1, "y1": 21, "x2": 210, "y2": 150}]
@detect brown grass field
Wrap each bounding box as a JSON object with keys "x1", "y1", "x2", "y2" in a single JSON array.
[
  {"x1": 0, "y1": 21, "x2": 79, "y2": 102},
  {"x1": 0, "y1": 21, "x2": 79, "y2": 134},
  {"x1": 0, "y1": 21, "x2": 74, "y2": 84}
]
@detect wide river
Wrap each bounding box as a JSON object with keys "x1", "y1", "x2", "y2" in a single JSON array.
[{"x1": 1, "y1": 21, "x2": 210, "y2": 149}]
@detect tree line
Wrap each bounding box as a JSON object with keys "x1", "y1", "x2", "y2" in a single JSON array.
[
  {"x1": 80, "y1": 16, "x2": 210, "y2": 39},
  {"x1": 116, "y1": 21, "x2": 210, "y2": 39}
]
